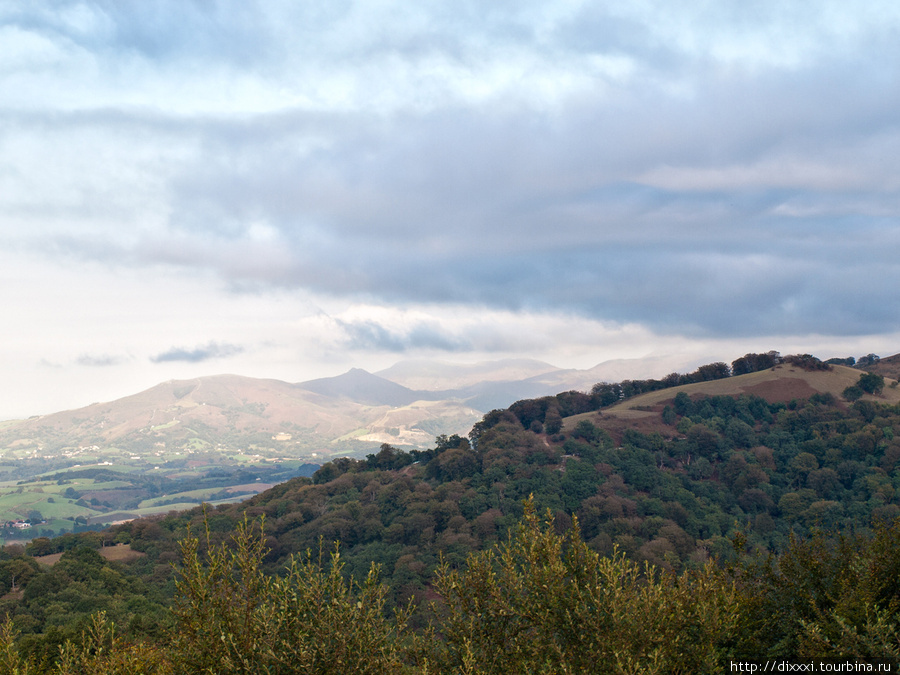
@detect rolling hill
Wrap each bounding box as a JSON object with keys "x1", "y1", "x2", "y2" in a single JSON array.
[
  {"x1": 608, "y1": 362, "x2": 899, "y2": 410},
  {"x1": 0, "y1": 373, "x2": 481, "y2": 460},
  {"x1": 563, "y1": 361, "x2": 900, "y2": 443}
]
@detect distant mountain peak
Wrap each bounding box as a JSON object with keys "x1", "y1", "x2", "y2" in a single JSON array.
[{"x1": 296, "y1": 369, "x2": 427, "y2": 407}]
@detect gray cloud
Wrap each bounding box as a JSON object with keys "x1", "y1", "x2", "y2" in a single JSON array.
[
  {"x1": 6, "y1": 2, "x2": 900, "y2": 342},
  {"x1": 77, "y1": 354, "x2": 124, "y2": 367},
  {"x1": 150, "y1": 341, "x2": 243, "y2": 363},
  {"x1": 337, "y1": 319, "x2": 471, "y2": 353}
]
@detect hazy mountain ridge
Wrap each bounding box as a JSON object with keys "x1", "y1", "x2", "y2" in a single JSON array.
[
  {"x1": 1, "y1": 354, "x2": 888, "y2": 461},
  {"x1": 373, "y1": 358, "x2": 562, "y2": 390},
  {"x1": 374, "y1": 356, "x2": 693, "y2": 394},
  {"x1": 1, "y1": 358, "x2": 631, "y2": 457},
  {"x1": 0, "y1": 359, "x2": 616, "y2": 529},
  {"x1": 367, "y1": 356, "x2": 698, "y2": 412},
  {"x1": 0, "y1": 375, "x2": 381, "y2": 453}
]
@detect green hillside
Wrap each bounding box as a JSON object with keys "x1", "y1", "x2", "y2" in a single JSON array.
[{"x1": 1, "y1": 352, "x2": 900, "y2": 671}]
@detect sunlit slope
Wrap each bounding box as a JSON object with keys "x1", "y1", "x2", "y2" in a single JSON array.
[
  {"x1": 616, "y1": 365, "x2": 896, "y2": 413},
  {"x1": 563, "y1": 363, "x2": 900, "y2": 436},
  {"x1": 0, "y1": 374, "x2": 481, "y2": 456}
]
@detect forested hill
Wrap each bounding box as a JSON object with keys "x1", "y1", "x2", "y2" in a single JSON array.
[
  {"x1": 3, "y1": 351, "x2": 900, "y2": 670},
  {"x1": 190, "y1": 353, "x2": 900, "y2": 577}
]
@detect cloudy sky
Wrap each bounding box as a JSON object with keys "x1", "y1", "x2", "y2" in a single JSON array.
[{"x1": 2, "y1": 1, "x2": 899, "y2": 418}]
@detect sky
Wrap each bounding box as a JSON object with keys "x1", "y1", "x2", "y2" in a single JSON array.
[{"x1": 2, "y1": 1, "x2": 900, "y2": 419}]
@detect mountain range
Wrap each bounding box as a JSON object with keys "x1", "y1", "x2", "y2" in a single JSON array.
[
  {"x1": 0, "y1": 357, "x2": 682, "y2": 457},
  {"x1": 2, "y1": 352, "x2": 886, "y2": 462}
]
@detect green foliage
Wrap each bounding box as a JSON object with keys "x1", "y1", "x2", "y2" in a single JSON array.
[
  {"x1": 846, "y1": 372, "x2": 886, "y2": 402},
  {"x1": 171, "y1": 516, "x2": 415, "y2": 674},
  {"x1": 661, "y1": 405, "x2": 676, "y2": 425},
  {"x1": 782, "y1": 354, "x2": 831, "y2": 371},
  {"x1": 54, "y1": 612, "x2": 171, "y2": 675},
  {"x1": 571, "y1": 419, "x2": 601, "y2": 444},
  {"x1": 0, "y1": 615, "x2": 34, "y2": 674},
  {"x1": 431, "y1": 501, "x2": 740, "y2": 674},
  {"x1": 590, "y1": 360, "x2": 736, "y2": 410},
  {"x1": 5, "y1": 503, "x2": 900, "y2": 671},
  {"x1": 858, "y1": 372, "x2": 886, "y2": 395},
  {"x1": 843, "y1": 385, "x2": 864, "y2": 402},
  {"x1": 826, "y1": 357, "x2": 856, "y2": 366},
  {"x1": 2, "y1": 543, "x2": 170, "y2": 665},
  {"x1": 734, "y1": 519, "x2": 900, "y2": 662},
  {"x1": 732, "y1": 351, "x2": 781, "y2": 375}
]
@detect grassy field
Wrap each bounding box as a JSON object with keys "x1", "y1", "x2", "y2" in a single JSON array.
[
  {"x1": 564, "y1": 364, "x2": 900, "y2": 429},
  {"x1": 0, "y1": 419, "x2": 321, "y2": 537},
  {"x1": 136, "y1": 484, "x2": 265, "y2": 509},
  {"x1": 0, "y1": 475, "x2": 115, "y2": 542},
  {"x1": 334, "y1": 428, "x2": 369, "y2": 441}
]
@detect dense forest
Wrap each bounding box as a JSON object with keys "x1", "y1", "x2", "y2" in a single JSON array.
[{"x1": 1, "y1": 353, "x2": 899, "y2": 672}]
